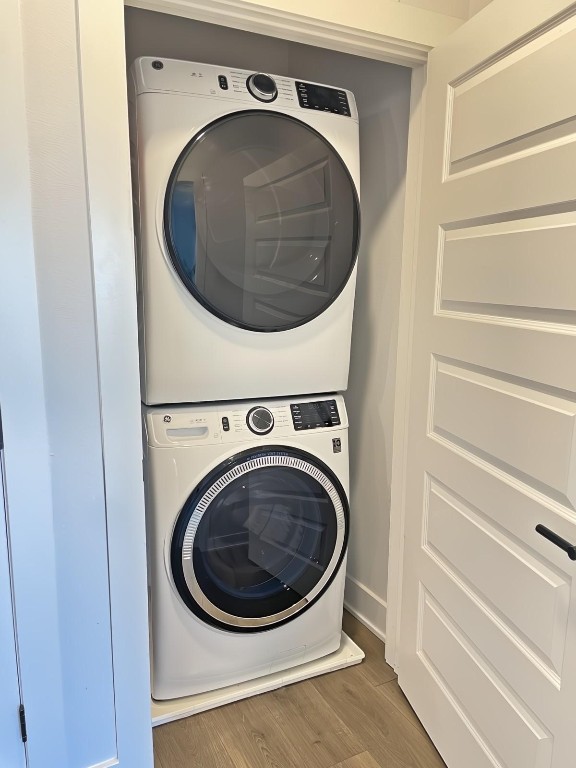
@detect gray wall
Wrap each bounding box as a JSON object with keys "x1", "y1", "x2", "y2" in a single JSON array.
[{"x1": 125, "y1": 8, "x2": 412, "y2": 639}]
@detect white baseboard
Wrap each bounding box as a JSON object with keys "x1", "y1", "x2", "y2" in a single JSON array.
[
  {"x1": 344, "y1": 574, "x2": 387, "y2": 643},
  {"x1": 86, "y1": 759, "x2": 119, "y2": 768}
]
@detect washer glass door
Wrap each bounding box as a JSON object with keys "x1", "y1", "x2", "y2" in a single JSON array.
[
  {"x1": 171, "y1": 448, "x2": 349, "y2": 632},
  {"x1": 164, "y1": 110, "x2": 360, "y2": 331}
]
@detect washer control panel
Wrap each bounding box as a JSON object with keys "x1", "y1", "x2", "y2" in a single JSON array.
[
  {"x1": 290, "y1": 399, "x2": 341, "y2": 431},
  {"x1": 145, "y1": 395, "x2": 347, "y2": 447}
]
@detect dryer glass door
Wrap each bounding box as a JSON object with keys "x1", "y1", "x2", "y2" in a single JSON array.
[
  {"x1": 171, "y1": 448, "x2": 349, "y2": 632},
  {"x1": 164, "y1": 111, "x2": 360, "y2": 332}
]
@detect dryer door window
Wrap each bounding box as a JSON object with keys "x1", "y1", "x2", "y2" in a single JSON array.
[
  {"x1": 164, "y1": 110, "x2": 360, "y2": 332},
  {"x1": 170, "y1": 447, "x2": 349, "y2": 632}
]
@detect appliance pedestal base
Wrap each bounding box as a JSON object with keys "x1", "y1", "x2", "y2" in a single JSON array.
[{"x1": 151, "y1": 631, "x2": 364, "y2": 726}]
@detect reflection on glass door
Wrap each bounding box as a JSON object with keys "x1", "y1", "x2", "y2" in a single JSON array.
[
  {"x1": 171, "y1": 448, "x2": 349, "y2": 631},
  {"x1": 165, "y1": 111, "x2": 360, "y2": 331}
]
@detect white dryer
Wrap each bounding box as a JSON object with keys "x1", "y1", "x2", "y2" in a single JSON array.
[
  {"x1": 129, "y1": 57, "x2": 360, "y2": 405},
  {"x1": 144, "y1": 394, "x2": 350, "y2": 700}
]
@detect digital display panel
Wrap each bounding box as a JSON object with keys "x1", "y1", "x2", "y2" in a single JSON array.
[
  {"x1": 291, "y1": 400, "x2": 341, "y2": 430},
  {"x1": 295, "y1": 81, "x2": 350, "y2": 117}
]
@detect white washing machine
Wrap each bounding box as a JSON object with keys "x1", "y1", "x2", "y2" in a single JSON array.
[
  {"x1": 129, "y1": 57, "x2": 361, "y2": 405},
  {"x1": 144, "y1": 394, "x2": 350, "y2": 700}
]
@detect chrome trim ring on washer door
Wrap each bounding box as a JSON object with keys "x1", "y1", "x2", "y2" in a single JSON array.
[{"x1": 170, "y1": 447, "x2": 349, "y2": 632}]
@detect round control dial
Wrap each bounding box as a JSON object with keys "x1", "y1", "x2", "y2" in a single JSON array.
[
  {"x1": 246, "y1": 73, "x2": 278, "y2": 103},
  {"x1": 246, "y1": 406, "x2": 274, "y2": 435}
]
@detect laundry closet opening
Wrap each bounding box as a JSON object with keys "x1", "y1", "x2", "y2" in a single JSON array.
[{"x1": 124, "y1": 6, "x2": 412, "y2": 643}]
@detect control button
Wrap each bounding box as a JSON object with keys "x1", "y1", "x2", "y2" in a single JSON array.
[
  {"x1": 222, "y1": 417, "x2": 230, "y2": 432},
  {"x1": 246, "y1": 406, "x2": 274, "y2": 435},
  {"x1": 246, "y1": 73, "x2": 278, "y2": 103},
  {"x1": 218, "y1": 75, "x2": 228, "y2": 90}
]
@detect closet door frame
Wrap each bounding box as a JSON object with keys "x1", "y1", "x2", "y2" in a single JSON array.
[
  {"x1": 3, "y1": 0, "x2": 442, "y2": 762},
  {"x1": 78, "y1": 0, "x2": 431, "y2": 684}
]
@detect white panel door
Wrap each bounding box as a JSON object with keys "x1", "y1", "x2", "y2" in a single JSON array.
[
  {"x1": 399, "y1": 2, "x2": 576, "y2": 767},
  {"x1": 0, "y1": 419, "x2": 26, "y2": 768}
]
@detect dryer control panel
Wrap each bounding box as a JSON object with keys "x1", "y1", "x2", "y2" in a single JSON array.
[
  {"x1": 295, "y1": 81, "x2": 351, "y2": 117},
  {"x1": 131, "y1": 57, "x2": 358, "y2": 121}
]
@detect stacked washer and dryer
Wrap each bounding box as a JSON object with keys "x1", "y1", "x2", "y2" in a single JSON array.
[{"x1": 129, "y1": 57, "x2": 361, "y2": 701}]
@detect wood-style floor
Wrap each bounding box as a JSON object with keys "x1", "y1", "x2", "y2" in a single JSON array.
[{"x1": 153, "y1": 612, "x2": 447, "y2": 768}]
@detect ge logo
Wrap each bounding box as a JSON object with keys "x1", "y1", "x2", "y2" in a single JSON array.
[{"x1": 163, "y1": 415, "x2": 172, "y2": 423}]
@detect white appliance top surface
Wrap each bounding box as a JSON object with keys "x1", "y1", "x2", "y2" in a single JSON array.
[
  {"x1": 145, "y1": 393, "x2": 348, "y2": 448},
  {"x1": 131, "y1": 56, "x2": 358, "y2": 121}
]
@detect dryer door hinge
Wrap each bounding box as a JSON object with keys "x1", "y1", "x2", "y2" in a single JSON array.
[{"x1": 19, "y1": 704, "x2": 27, "y2": 743}]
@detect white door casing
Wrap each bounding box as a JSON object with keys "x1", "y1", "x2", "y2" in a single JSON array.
[
  {"x1": 1, "y1": 1, "x2": 68, "y2": 764},
  {"x1": 124, "y1": 0, "x2": 462, "y2": 66},
  {"x1": 2, "y1": 0, "x2": 153, "y2": 765},
  {"x1": 397, "y1": 1, "x2": 576, "y2": 767},
  {"x1": 0, "y1": 419, "x2": 26, "y2": 768}
]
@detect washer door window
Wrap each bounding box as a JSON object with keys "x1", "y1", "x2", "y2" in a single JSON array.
[
  {"x1": 171, "y1": 448, "x2": 349, "y2": 632},
  {"x1": 164, "y1": 111, "x2": 360, "y2": 332}
]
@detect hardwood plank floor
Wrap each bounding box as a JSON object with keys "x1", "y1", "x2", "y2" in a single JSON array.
[
  {"x1": 332, "y1": 753, "x2": 382, "y2": 768},
  {"x1": 153, "y1": 612, "x2": 446, "y2": 768}
]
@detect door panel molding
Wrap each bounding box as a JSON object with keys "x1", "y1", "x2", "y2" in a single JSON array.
[{"x1": 393, "y1": 2, "x2": 576, "y2": 766}]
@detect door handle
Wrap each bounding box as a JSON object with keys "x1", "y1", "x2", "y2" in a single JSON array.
[{"x1": 536, "y1": 524, "x2": 576, "y2": 561}]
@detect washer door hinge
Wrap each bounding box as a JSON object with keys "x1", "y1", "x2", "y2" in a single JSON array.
[{"x1": 19, "y1": 704, "x2": 27, "y2": 743}]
